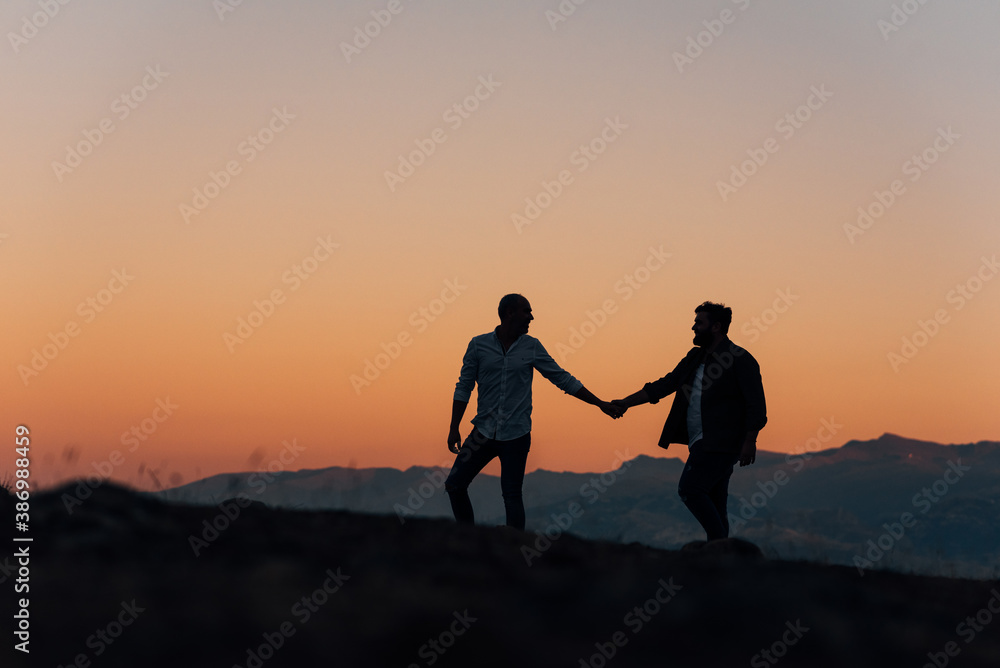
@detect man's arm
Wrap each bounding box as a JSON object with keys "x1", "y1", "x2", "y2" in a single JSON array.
[
  {"x1": 450, "y1": 339, "x2": 478, "y2": 453},
  {"x1": 448, "y1": 400, "x2": 468, "y2": 453},
  {"x1": 613, "y1": 348, "x2": 699, "y2": 411},
  {"x1": 735, "y1": 352, "x2": 766, "y2": 467},
  {"x1": 573, "y1": 386, "x2": 623, "y2": 419},
  {"x1": 532, "y1": 341, "x2": 621, "y2": 418},
  {"x1": 612, "y1": 388, "x2": 650, "y2": 411}
]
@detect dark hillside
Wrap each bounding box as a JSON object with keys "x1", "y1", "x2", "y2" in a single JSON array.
[{"x1": 9, "y1": 482, "x2": 1000, "y2": 667}]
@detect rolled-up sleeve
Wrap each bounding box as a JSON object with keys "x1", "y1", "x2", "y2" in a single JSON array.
[
  {"x1": 532, "y1": 341, "x2": 583, "y2": 395},
  {"x1": 453, "y1": 338, "x2": 478, "y2": 402}
]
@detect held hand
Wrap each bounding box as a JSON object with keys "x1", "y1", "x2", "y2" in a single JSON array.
[
  {"x1": 448, "y1": 427, "x2": 462, "y2": 454},
  {"x1": 600, "y1": 401, "x2": 624, "y2": 419},
  {"x1": 611, "y1": 399, "x2": 630, "y2": 415},
  {"x1": 738, "y1": 439, "x2": 756, "y2": 467}
]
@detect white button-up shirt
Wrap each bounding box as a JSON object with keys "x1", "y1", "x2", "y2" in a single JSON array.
[
  {"x1": 686, "y1": 363, "x2": 705, "y2": 448},
  {"x1": 454, "y1": 330, "x2": 583, "y2": 441}
]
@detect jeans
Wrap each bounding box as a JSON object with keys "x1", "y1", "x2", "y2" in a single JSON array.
[
  {"x1": 445, "y1": 428, "x2": 531, "y2": 530},
  {"x1": 677, "y1": 447, "x2": 740, "y2": 541}
]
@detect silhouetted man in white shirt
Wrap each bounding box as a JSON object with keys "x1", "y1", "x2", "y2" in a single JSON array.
[{"x1": 446, "y1": 294, "x2": 621, "y2": 529}]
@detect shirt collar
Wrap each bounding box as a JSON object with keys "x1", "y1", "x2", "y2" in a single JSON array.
[{"x1": 493, "y1": 326, "x2": 524, "y2": 353}]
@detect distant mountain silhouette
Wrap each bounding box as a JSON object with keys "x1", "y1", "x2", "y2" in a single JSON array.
[
  {"x1": 154, "y1": 433, "x2": 1000, "y2": 578},
  {"x1": 19, "y1": 481, "x2": 1000, "y2": 667}
]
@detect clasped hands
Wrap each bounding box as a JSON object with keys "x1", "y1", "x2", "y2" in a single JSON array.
[{"x1": 599, "y1": 399, "x2": 631, "y2": 420}]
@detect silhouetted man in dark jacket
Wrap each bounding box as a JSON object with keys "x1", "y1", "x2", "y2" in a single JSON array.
[{"x1": 614, "y1": 301, "x2": 767, "y2": 540}]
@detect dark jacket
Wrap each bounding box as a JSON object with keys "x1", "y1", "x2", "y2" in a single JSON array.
[{"x1": 642, "y1": 339, "x2": 767, "y2": 453}]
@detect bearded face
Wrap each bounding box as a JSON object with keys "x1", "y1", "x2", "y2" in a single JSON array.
[{"x1": 691, "y1": 312, "x2": 716, "y2": 347}]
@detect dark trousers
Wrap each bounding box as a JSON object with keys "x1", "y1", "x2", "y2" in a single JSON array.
[
  {"x1": 677, "y1": 447, "x2": 739, "y2": 541},
  {"x1": 445, "y1": 428, "x2": 531, "y2": 530}
]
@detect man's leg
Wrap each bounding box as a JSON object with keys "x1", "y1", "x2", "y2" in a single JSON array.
[
  {"x1": 677, "y1": 449, "x2": 738, "y2": 541},
  {"x1": 445, "y1": 429, "x2": 497, "y2": 525},
  {"x1": 496, "y1": 433, "x2": 531, "y2": 530},
  {"x1": 708, "y1": 454, "x2": 740, "y2": 538}
]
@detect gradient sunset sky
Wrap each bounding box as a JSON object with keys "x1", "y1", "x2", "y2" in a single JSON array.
[{"x1": 4, "y1": 0, "x2": 999, "y2": 491}]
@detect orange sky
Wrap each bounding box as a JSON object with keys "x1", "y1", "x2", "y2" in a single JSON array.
[{"x1": 3, "y1": 0, "x2": 999, "y2": 491}]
